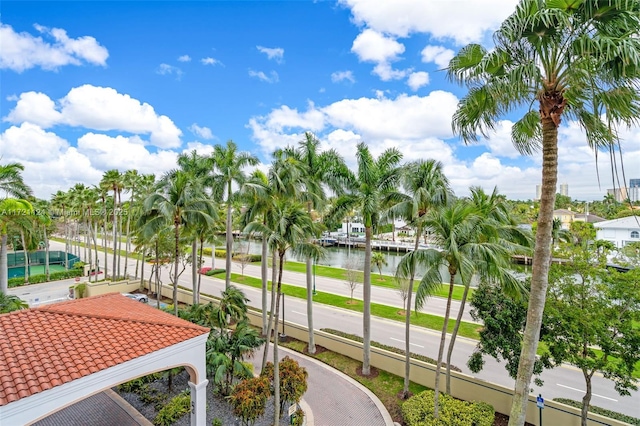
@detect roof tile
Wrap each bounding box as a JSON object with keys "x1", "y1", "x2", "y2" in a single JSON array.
[{"x1": 0, "y1": 293, "x2": 208, "y2": 405}]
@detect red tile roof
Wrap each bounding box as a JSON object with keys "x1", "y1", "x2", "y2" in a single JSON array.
[{"x1": 0, "y1": 293, "x2": 209, "y2": 406}]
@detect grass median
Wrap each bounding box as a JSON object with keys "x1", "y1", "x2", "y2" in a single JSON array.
[
  {"x1": 259, "y1": 259, "x2": 473, "y2": 301},
  {"x1": 223, "y1": 272, "x2": 481, "y2": 340}
]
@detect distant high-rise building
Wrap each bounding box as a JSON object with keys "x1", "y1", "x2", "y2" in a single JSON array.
[
  {"x1": 559, "y1": 183, "x2": 569, "y2": 197},
  {"x1": 535, "y1": 184, "x2": 542, "y2": 201},
  {"x1": 607, "y1": 187, "x2": 629, "y2": 203},
  {"x1": 630, "y1": 178, "x2": 640, "y2": 202}
]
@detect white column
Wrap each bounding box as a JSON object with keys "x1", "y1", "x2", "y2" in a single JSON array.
[{"x1": 188, "y1": 379, "x2": 209, "y2": 426}]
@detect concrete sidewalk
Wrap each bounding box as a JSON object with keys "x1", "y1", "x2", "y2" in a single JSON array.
[{"x1": 251, "y1": 343, "x2": 395, "y2": 426}]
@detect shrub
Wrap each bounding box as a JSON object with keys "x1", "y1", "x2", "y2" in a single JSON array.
[
  {"x1": 291, "y1": 408, "x2": 305, "y2": 426},
  {"x1": 205, "y1": 269, "x2": 226, "y2": 276},
  {"x1": 153, "y1": 389, "x2": 191, "y2": 426},
  {"x1": 402, "y1": 390, "x2": 494, "y2": 426},
  {"x1": 199, "y1": 267, "x2": 212, "y2": 275},
  {"x1": 321, "y1": 328, "x2": 461, "y2": 372},
  {"x1": 261, "y1": 357, "x2": 308, "y2": 412},
  {"x1": 212, "y1": 419, "x2": 223, "y2": 426},
  {"x1": 232, "y1": 253, "x2": 262, "y2": 263},
  {"x1": 73, "y1": 261, "x2": 86, "y2": 269},
  {"x1": 228, "y1": 376, "x2": 271, "y2": 426},
  {"x1": 202, "y1": 247, "x2": 228, "y2": 258},
  {"x1": 74, "y1": 283, "x2": 87, "y2": 299},
  {"x1": 553, "y1": 398, "x2": 640, "y2": 426}
]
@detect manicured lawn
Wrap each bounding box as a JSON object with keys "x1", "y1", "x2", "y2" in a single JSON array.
[
  {"x1": 226, "y1": 272, "x2": 481, "y2": 340},
  {"x1": 262, "y1": 259, "x2": 473, "y2": 301}
]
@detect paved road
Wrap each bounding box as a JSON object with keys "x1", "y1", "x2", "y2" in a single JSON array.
[{"x1": 31, "y1": 240, "x2": 640, "y2": 419}]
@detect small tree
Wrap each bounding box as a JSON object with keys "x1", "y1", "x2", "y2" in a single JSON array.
[
  {"x1": 228, "y1": 376, "x2": 271, "y2": 426},
  {"x1": 542, "y1": 252, "x2": 640, "y2": 426},
  {"x1": 236, "y1": 239, "x2": 252, "y2": 277},
  {"x1": 343, "y1": 256, "x2": 361, "y2": 303},
  {"x1": 371, "y1": 251, "x2": 387, "y2": 279},
  {"x1": 394, "y1": 276, "x2": 410, "y2": 313}
]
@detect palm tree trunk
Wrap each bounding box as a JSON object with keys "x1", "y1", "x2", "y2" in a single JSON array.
[
  {"x1": 0, "y1": 234, "x2": 8, "y2": 294},
  {"x1": 362, "y1": 226, "x2": 372, "y2": 376},
  {"x1": 64, "y1": 210, "x2": 69, "y2": 270},
  {"x1": 445, "y1": 280, "x2": 472, "y2": 394},
  {"x1": 21, "y1": 231, "x2": 28, "y2": 284},
  {"x1": 155, "y1": 239, "x2": 160, "y2": 309},
  {"x1": 117, "y1": 204, "x2": 123, "y2": 277},
  {"x1": 197, "y1": 236, "x2": 204, "y2": 302},
  {"x1": 434, "y1": 275, "x2": 455, "y2": 419},
  {"x1": 225, "y1": 183, "x2": 233, "y2": 289},
  {"x1": 261, "y1": 250, "x2": 278, "y2": 373},
  {"x1": 173, "y1": 223, "x2": 180, "y2": 316},
  {"x1": 509, "y1": 118, "x2": 557, "y2": 426},
  {"x1": 112, "y1": 194, "x2": 117, "y2": 281},
  {"x1": 93, "y1": 222, "x2": 99, "y2": 282},
  {"x1": 44, "y1": 226, "x2": 50, "y2": 281},
  {"x1": 192, "y1": 240, "x2": 198, "y2": 305},
  {"x1": 139, "y1": 249, "x2": 146, "y2": 291},
  {"x1": 306, "y1": 254, "x2": 316, "y2": 354},
  {"x1": 261, "y1": 237, "x2": 268, "y2": 334},
  {"x1": 103, "y1": 222, "x2": 108, "y2": 280},
  {"x1": 272, "y1": 252, "x2": 285, "y2": 425},
  {"x1": 402, "y1": 233, "x2": 421, "y2": 398},
  {"x1": 123, "y1": 211, "x2": 130, "y2": 278}
]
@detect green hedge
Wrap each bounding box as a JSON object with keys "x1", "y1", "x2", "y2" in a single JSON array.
[
  {"x1": 402, "y1": 390, "x2": 494, "y2": 426},
  {"x1": 233, "y1": 253, "x2": 261, "y2": 262},
  {"x1": 201, "y1": 247, "x2": 228, "y2": 258},
  {"x1": 8, "y1": 269, "x2": 83, "y2": 287},
  {"x1": 321, "y1": 328, "x2": 461, "y2": 372},
  {"x1": 205, "y1": 269, "x2": 226, "y2": 276},
  {"x1": 553, "y1": 398, "x2": 640, "y2": 426}
]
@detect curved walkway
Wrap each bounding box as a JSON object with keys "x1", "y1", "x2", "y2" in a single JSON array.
[{"x1": 252, "y1": 344, "x2": 394, "y2": 426}]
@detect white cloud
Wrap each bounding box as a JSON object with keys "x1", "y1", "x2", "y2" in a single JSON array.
[
  {"x1": 407, "y1": 71, "x2": 429, "y2": 91},
  {"x1": 351, "y1": 29, "x2": 404, "y2": 63},
  {"x1": 183, "y1": 141, "x2": 215, "y2": 156},
  {"x1": 257, "y1": 45, "x2": 284, "y2": 63},
  {"x1": 4, "y1": 84, "x2": 182, "y2": 148},
  {"x1": 189, "y1": 123, "x2": 214, "y2": 140},
  {"x1": 156, "y1": 63, "x2": 183, "y2": 79},
  {"x1": 0, "y1": 122, "x2": 69, "y2": 161},
  {"x1": 0, "y1": 22, "x2": 108, "y2": 72},
  {"x1": 201, "y1": 57, "x2": 221, "y2": 66},
  {"x1": 421, "y1": 45, "x2": 455, "y2": 69},
  {"x1": 177, "y1": 54, "x2": 191, "y2": 62},
  {"x1": 351, "y1": 29, "x2": 409, "y2": 81},
  {"x1": 340, "y1": 0, "x2": 519, "y2": 44},
  {"x1": 3, "y1": 91, "x2": 63, "y2": 128},
  {"x1": 77, "y1": 133, "x2": 178, "y2": 172},
  {"x1": 248, "y1": 69, "x2": 279, "y2": 83},
  {"x1": 331, "y1": 70, "x2": 355, "y2": 84}
]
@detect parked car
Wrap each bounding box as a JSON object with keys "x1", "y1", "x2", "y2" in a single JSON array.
[{"x1": 122, "y1": 293, "x2": 148, "y2": 303}]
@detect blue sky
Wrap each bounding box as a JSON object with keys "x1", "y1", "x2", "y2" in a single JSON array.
[{"x1": 1, "y1": 1, "x2": 638, "y2": 201}]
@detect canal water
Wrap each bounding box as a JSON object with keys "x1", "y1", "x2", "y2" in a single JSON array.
[{"x1": 237, "y1": 239, "x2": 530, "y2": 285}]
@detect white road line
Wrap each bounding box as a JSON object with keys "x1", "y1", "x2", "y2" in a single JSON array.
[
  {"x1": 390, "y1": 337, "x2": 424, "y2": 348},
  {"x1": 556, "y1": 384, "x2": 618, "y2": 402},
  {"x1": 291, "y1": 310, "x2": 306, "y2": 315}
]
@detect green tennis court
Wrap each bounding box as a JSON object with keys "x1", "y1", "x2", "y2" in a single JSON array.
[{"x1": 24, "y1": 265, "x2": 68, "y2": 276}]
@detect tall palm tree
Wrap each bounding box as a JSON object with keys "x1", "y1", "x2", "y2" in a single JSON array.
[
  {"x1": 139, "y1": 171, "x2": 216, "y2": 315},
  {"x1": 294, "y1": 132, "x2": 349, "y2": 354},
  {"x1": 446, "y1": 2, "x2": 640, "y2": 423},
  {"x1": 0, "y1": 162, "x2": 33, "y2": 294},
  {"x1": 51, "y1": 190, "x2": 71, "y2": 269},
  {"x1": 0, "y1": 199, "x2": 33, "y2": 293},
  {"x1": 327, "y1": 142, "x2": 403, "y2": 375},
  {"x1": 177, "y1": 150, "x2": 217, "y2": 303},
  {"x1": 101, "y1": 170, "x2": 124, "y2": 281},
  {"x1": 211, "y1": 140, "x2": 259, "y2": 290},
  {"x1": 244, "y1": 198, "x2": 321, "y2": 425},
  {"x1": 390, "y1": 159, "x2": 451, "y2": 398},
  {"x1": 122, "y1": 170, "x2": 143, "y2": 278},
  {"x1": 444, "y1": 187, "x2": 530, "y2": 392}
]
